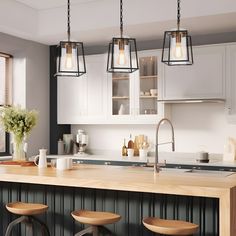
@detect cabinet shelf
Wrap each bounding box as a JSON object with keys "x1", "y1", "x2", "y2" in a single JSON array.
[
  {"x1": 112, "y1": 77, "x2": 129, "y2": 80},
  {"x1": 139, "y1": 75, "x2": 157, "y2": 80},
  {"x1": 140, "y1": 95, "x2": 157, "y2": 99},
  {"x1": 112, "y1": 96, "x2": 129, "y2": 100}
]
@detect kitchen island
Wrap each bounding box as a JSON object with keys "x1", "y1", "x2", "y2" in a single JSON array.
[{"x1": 0, "y1": 164, "x2": 235, "y2": 236}]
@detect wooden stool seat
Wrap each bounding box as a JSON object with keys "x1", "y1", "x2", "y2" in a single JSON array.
[
  {"x1": 6, "y1": 202, "x2": 48, "y2": 216},
  {"x1": 71, "y1": 210, "x2": 121, "y2": 226},
  {"x1": 143, "y1": 217, "x2": 198, "y2": 235},
  {"x1": 5, "y1": 202, "x2": 50, "y2": 236}
]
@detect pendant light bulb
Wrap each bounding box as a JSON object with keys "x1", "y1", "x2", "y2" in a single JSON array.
[
  {"x1": 117, "y1": 49, "x2": 126, "y2": 65},
  {"x1": 64, "y1": 44, "x2": 73, "y2": 69},
  {"x1": 173, "y1": 33, "x2": 183, "y2": 59},
  {"x1": 174, "y1": 42, "x2": 183, "y2": 59},
  {"x1": 117, "y1": 40, "x2": 126, "y2": 65}
]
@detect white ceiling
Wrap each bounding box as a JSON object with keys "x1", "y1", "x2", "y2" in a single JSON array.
[
  {"x1": 14, "y1": 0, "x2": 98, "y2": 10},
  {"x1": 1, "y1": 0, "x2": 236, "y2": 46}
]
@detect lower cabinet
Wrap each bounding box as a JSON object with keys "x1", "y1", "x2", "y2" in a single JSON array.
[{"x1": 0, "y1": 182, "x2": 219, "y2": 236}]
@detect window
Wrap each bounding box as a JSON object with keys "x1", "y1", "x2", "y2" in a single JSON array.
[{"x1": 0, "y1": 53, "x2": 12, "y2": 156}]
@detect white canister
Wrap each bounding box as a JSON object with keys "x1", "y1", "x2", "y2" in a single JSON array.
[
  {"x1": 139, "y1": 149, "x2": 148, "y2": 161},
  {"x1": 127, "y1": 149, "x2": 134, "y2": 157}
]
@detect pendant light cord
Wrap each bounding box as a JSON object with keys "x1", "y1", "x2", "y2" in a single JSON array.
[
  {"x1": 120, "y1": 0, "x2": 123, "y2": 38},
  {"x1": 67, "y1": 0, "x2": 71, "y2": 41},
  {"x1": 177, "y1": 0, "x2": 181, "y2": 30}
]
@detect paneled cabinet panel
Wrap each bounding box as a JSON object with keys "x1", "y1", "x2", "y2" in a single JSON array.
[
  {"x1": 226, "y1": 44, "x2": 236, "y2": 122},
  {"x1": 57, "y1": 54, "x2": 107, "y2": 124},
  {"x1": 161, "y1": 45, "x2": 226, "y2": 100}
]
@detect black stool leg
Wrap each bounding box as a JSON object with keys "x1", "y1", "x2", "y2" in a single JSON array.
[
  {"x1": 25, "y1": 216, "x2": 34, "y2": 236},
  {"x1": 30, "y1": 216, "x2": 50, "y2": 236},
  {"x1": 5, "y1": 216, "x2": 27, "y2": 236}
]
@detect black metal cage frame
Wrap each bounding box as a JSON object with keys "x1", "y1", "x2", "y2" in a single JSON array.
[
  {"x1": 161, "y1": 30, "x2": 193, "y2": 66},
  {"x1": 107, "y1": 37, "x2": 139, "y2": 73},
  {"x1": 55, "y1": 41, "x2": 86, "y2": 77}
]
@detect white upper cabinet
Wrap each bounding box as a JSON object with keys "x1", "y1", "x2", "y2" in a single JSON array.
[
  {"x1": 57, "y1": 44, "x2": 233, "y2": 125},
  {"x1": 226, "y1": 44, "x2": 236, "y2": 122},
  {"x1": 161, "y1": 45, "x2": 226, "y2": 100},
  {"x1": 57, "y1": 54, "x2": 107, "y2": 124}
]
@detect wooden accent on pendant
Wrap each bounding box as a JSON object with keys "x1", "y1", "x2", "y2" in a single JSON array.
[
  {"x1": 143, "y1": 217, "x2": 199, "y2": 235},
  {"x1": 71, "y1": 210, "x2": 121, "y2": 226},
  {"x1": 6, "y1": 202, "x2": 48, "y2": 216}
]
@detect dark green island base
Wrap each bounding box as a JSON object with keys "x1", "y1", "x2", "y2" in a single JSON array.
[{"x1": 0, "y1": 182, "x2": 218, "y2": 236}]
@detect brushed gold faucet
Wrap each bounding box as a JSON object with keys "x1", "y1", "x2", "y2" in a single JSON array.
[{"x1": 155, "y1": 118, "x2": 175, "y2": 173}]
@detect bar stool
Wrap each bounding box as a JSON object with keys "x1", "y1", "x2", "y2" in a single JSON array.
[
  {"x1": 143, "y1": 217, "x2": 198, "y2": 235},
  {"x1": 5, "y1": 202, "x2": 50, "y2": 236},
  {"x1": 71, "y1": 210, "x2": 121, "y2": 236}
]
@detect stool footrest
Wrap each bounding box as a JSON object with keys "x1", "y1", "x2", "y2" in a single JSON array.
[{"x1": 5, "y1": 215, "x2": 50, "y2": 236}]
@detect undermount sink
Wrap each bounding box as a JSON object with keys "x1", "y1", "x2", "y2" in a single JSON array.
[
  {"x1": 157, "y1": 168, "x2": 235, "y2": 177},
  {"x1": 133, "y1": 166, "x2": 235, "y2": 177},
  {"x1": 183, "y1": 169, "x2": 235, "y2": 177}
]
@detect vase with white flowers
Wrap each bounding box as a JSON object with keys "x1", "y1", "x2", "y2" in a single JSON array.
[{"x1": 0, "y1": 106, "x2": 38, "y2": 161}]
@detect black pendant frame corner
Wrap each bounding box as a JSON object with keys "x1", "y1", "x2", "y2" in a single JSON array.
[
  {"x1": 161, "y1": 29, "x2": 193, "y2": 66},
  {"x1": 107, "y1": 37, "x2": 139, "y2": 74},
  {"x1": 55, "y1": 40, "x2": 86, "y2": 78}
]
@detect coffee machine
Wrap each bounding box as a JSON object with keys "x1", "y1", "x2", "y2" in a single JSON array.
[{"x1": 75, "y1": 129, "x2": 89, "y2": 156}]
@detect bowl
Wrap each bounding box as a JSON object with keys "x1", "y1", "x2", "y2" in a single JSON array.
[{"x1": 150, "y1": 89, "x2": 157, "y2": 96}]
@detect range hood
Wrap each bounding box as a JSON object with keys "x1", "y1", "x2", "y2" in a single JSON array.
[{"x1": 157, "y1": 98, "x2": 225, "y2": 104}]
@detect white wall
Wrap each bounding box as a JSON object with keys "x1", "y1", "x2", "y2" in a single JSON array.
[
  {"x1": 71, "y1": 103, "x2": 236, "y2": 154},
  {"x1": 0, "y1": 32, "x2": 49, "y2": 156}
]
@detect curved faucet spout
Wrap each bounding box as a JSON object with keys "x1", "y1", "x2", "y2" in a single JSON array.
[{"x1": 155, "y1": 118, "x2": 175, "y2": 173}]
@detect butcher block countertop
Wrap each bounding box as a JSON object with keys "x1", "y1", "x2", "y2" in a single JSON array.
[
  {"x1": 0, "y1": 164, "x2": 235, "y2": 236},
  {"x1": 0, "y1": 164, "x2": 234, "y2": 196}
]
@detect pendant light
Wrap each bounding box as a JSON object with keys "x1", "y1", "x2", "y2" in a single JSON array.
[
  {"x1": 107, "y1": 0, "x2": 139, "y2": 73},
  {"x1": 55, "y1": 0, "x2": 86, "y2": 77},
  {"x1": 162, "y1": 0, "x2": 193, "y2": 66}
]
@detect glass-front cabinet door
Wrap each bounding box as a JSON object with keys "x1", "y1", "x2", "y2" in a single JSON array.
[
  {"x1": 134, "y1": 50, "x2": 165, "y2": 122},
  {"x1": 107, "y1": 50, "x2": 168, "y2": 124},
  {"x1": 138, "y1": 55, "x2": 158, "y2": 115},
  {"x1": 112, "y1": 73, "x2": 131, "y2": 116},
  {"x1": 107, "y1": 71, "x2": 136, "y2": 123}
]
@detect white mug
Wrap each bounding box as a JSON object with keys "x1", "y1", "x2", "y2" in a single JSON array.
[
  {"x1": 34, "y1": 149, "x2": 47, "y2": 168},
  {"x1": 56, "y1": 157, "x2": 72, "y2": 170}
]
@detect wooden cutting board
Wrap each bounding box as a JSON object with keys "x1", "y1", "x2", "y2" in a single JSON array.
[{"x1": 0, "y1": 161, "x2": 36, "y2": 166}]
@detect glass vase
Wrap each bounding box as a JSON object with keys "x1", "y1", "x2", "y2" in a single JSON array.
[{"x1": 12, "y1": 136, "x2": 26, "y2": 161}]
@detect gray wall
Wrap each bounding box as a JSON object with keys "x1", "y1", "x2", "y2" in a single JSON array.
[
  {"x1": 0, "y1": 32, "x2": 49, "y2": 156},
  {"x1": 84, "y1": 31, "x2": 236, "y2": 55}
]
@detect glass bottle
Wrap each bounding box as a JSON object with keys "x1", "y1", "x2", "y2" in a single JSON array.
[{"x1": 122, "y1": 139, "x2": 127, "y2": 157}]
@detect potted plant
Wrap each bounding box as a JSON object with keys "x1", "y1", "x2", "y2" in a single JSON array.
[{"x1": 0, "y1": 106, "x2": 37, "y2": 161}]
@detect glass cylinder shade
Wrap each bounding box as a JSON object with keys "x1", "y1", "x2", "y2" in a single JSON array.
[
  {"x1": 107, "y1": 37, "x2": 139, "y2": 73},
  {"x1": 162, "y1": 30, "x2": 193, "y2": 66},
  {"x1": 55, "y1": 41, "x2": 86, "y2": 77}
]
